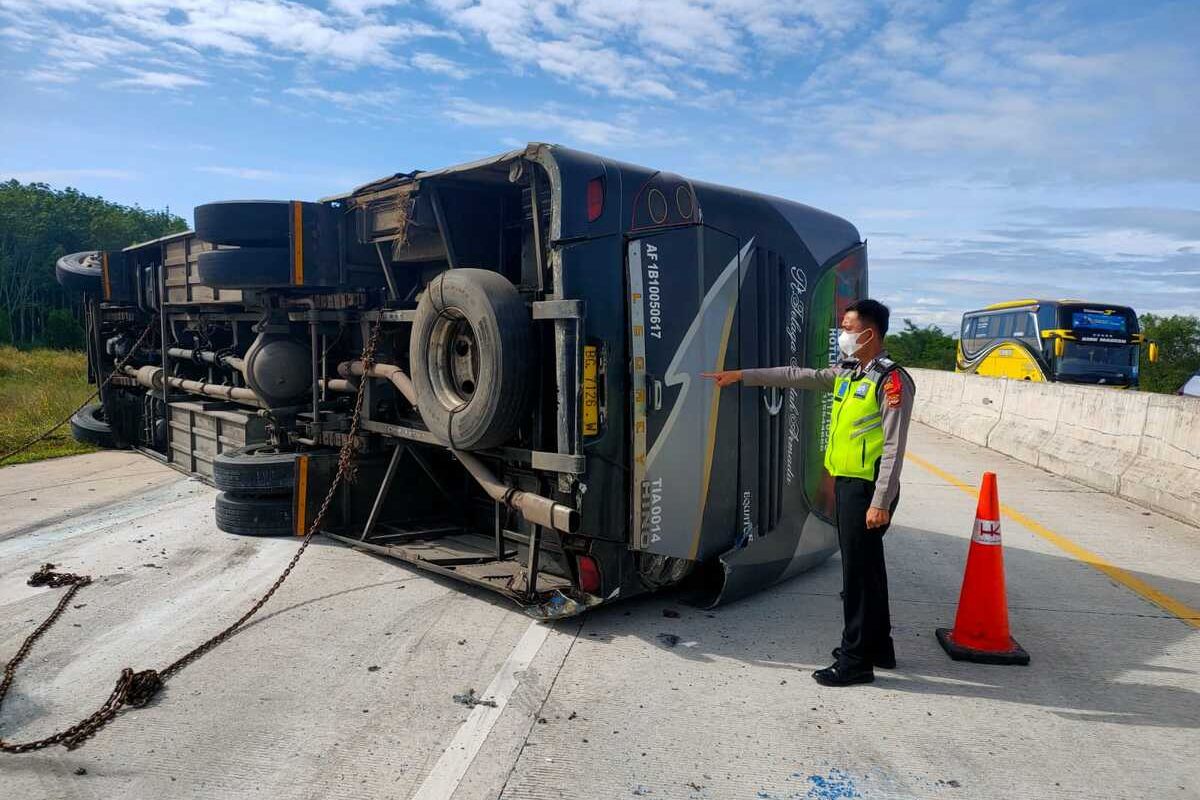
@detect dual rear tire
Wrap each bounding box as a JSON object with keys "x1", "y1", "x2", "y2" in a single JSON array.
[
  {"x1": 194, "y1": 201, "x2": 294, "y2": 289},
  {"x1": 212, "y1": 444, "x2": 301, "y2": 537},
  {"x1": 69, "y1": 402, "x2": 122, "y2": 449},
  {"x1": 214, "y1": 492, "x2": 294, "y2": 537}
]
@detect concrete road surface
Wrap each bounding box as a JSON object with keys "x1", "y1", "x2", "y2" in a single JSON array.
[{"x1": 1, "y1": 423, "x2": 1197, "y2": 800}]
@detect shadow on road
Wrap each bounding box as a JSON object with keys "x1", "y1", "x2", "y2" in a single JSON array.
[{"x1": 570, "y1": 524, "x2": 1200, "y2": 730}]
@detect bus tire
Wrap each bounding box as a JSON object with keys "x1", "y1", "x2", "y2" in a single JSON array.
[
  {"x1": 636, "y1": 552, "x2": 695, "y2": 590},
  {"x1": 195, "y1": 201, "x2": 291, "y2": 247},
  {"x1": 55, "y1": 251, "x2": 103, "y2": 295},
  {"x1": 212, "y1": 444, "x2": 299, "y2": 495},
  {"x1": 409, "y1": 269, "x2": 535, "y2": 451},
  {"x1": 69, "y1": 402, "x2": 120, "y2": 449},
  {"x1": 196, "y1": 247, "x2": 292, "y2": 289},
  {"x1": 214, "y1": 492, "x2": 294, "y2": 536}
]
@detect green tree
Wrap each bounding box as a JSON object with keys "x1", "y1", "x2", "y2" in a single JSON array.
[
  {"x1": 44, "y1": 308, "x2": 85, "y2": 349},
  {"x1": 885, "y1": 319, "x2": 958, "y2": 370},
  {"x1": 0, "y1": 180, "x2": 186, "y2": 348},
  {"x1": 1139, "y1": 314, "x2": 1200, "y2": 394}
]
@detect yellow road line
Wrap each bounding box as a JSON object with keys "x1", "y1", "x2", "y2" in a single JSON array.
[{"x1": 906, "y1": 450, "x2": 1200, "y2": 629}]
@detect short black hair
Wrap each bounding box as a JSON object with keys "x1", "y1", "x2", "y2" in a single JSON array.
[{"x1": 846, "y1": 299, "x2": 890, "y2": 336}]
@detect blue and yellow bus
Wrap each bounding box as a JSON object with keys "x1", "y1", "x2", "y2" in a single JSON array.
[{"x1": 957, "y1": 300, "x2": 1158, "y2": 388}]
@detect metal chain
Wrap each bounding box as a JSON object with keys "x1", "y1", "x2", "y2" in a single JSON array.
[
  {"x1": 0, "y1": 317, "x2": 159, "y2": 466},
  {"x1": 0, "y1": 319, "x2": 383, "y2": 753}
]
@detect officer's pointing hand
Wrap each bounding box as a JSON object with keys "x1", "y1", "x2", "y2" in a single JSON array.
[
  {"x1": 702, "y1": 370, "x2": 742, "y2": 388},
  {"x1": 866, "y1": 507, "x2": 891, "y2": 529}
]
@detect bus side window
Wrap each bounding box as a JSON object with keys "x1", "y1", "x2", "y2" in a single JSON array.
[
  {"x1": 961, "y1": 315, "x2": 979, "y2": 356},
  {"x1": 973, "y1": 314, "x2": 992, "y2": 353},
  {"x1": 996, "y1": 312, "x2": 1015, "y2": 339},
  {"x1": 1014, "y1": 311, "x2": 1038, "y2": 343},
  {"x1": 1037, "y1": 305, "x2": 1057, "y2": 332}
]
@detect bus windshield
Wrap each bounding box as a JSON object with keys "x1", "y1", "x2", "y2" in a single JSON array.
[{"x1": 1056, "y1": 341, "x2": 1137, "y2": 383}]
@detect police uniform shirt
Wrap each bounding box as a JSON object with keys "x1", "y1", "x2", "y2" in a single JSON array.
[{"x1": 740, "y1": 353, "x2": 916, "y2": 510}]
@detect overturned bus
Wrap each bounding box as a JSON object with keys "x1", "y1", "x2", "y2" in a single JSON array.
[{"x1": 56, "y1": 143, "x2": 868, "y2": 618}]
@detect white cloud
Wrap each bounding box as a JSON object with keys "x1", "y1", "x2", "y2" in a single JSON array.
[
  {"x1": 327, "y1": 0, "x2": 408, "y2": 17},
  {"x1": 107, "y1": 69, "x2": 207, "y2": 90},
  {"x1": 196, "y1": 166, "x2": 284, "y2": 180},
  {"x1": 411, "y1": 51, "x2": 470, "y2": 78},
  {"x1": 1014, "y1": 207, "x2": 1200, "y2": 242},
  {"x1": 443, "y1": 98, "x2": 634, "y2": 147},
  {"x1": 24, "y1": 68, "x2": 76, "y2": 83},
  {"x1": 4, "y1": 0, "x2": 457, "y2": 80},
  {"x1": 427, "y1": 0, "x2": 871, "y2": 100},
  {"x1": 284, "y1": 85, "x2": 406, "y2": 109}
]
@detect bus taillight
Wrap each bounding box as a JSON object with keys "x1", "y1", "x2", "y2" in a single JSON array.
[
  {"x1": 586, "y1": 177, "x2": 605, "y2": 222},
  {"x1": 576, "y1": 554, "x2": 601, "y2": 594}
]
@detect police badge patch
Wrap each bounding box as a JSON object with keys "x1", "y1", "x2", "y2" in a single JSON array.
[{"x1": 885, "y1": 371, "x2": 903, "y2": 407}]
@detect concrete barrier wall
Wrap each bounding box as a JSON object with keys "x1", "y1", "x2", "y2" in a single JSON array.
[{"x1": 909, "y1": 369, "x2": 1200, "y2": 528}]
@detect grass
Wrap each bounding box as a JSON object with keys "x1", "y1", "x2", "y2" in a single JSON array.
[{"x1": 0, "y1": 345, "x2": 99, "y2": 466}]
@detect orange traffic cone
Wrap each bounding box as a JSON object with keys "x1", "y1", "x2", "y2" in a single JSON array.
[{"x1": 936, "y1": 472, "x2": 1030, "y2": 665}]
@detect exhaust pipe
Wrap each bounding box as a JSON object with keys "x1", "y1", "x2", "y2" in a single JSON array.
[
  {"x1": 166, "y1": 347, "x2": 245, "y2": 372},
  {"x1": 455, "y1": 449, "x2": 580, "y2": 533},
  {"x1": 125, "y1": 365, "x2": 261, "y2": 405},
  {"x1": 338, "y1": 360, "x2": 417, "y2": 406},
  {"x1": 319, "y1": 378, "x2": 358, "y2": 394},
  {"x1": 339, "y1": 359, "x2": 579, "y2": 534}
]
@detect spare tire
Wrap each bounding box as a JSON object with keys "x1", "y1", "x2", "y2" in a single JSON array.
[
  {"x1": 213, "y1": 443, "x2": 299, "y2": 494},
  {"x1": 409, "y1": 269, "x2": 535, "y2": 450},
  {"x1": 69, "y1": 402, "x2": 120, "y2": 449},
  {"x1": 214, "y1": 492, "x2": 294, "y2": 536},
  {"x1": 56, "y1": 251, "x2": 103, "y2": 295},
  {"x1": 196, "y1": 247, "x2": 291, "y2": 289},
  {"x1": 195, "y1": 201, "x2": 291, "y2": 247}
]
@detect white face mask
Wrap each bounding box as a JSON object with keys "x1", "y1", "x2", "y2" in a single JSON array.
[{"x1": 838, "y1": 328, "x2": 869, "y2": 358}]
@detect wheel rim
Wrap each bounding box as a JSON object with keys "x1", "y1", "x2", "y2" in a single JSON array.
[{"x1": 428, "y1": 309, "x2": 480, "y2": 411}]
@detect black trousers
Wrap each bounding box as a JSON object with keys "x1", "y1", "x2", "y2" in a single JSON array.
[{"x1": 834, "y1": 477, "x2": 899, "y2": 669}]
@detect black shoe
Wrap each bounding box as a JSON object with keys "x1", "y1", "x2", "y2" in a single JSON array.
[
  {"x1": 831, "y1": 647, "x2": 896, "y2": 670},
  {"x1": 813, "y1": 661, "x2": 874, "y2": 687}
]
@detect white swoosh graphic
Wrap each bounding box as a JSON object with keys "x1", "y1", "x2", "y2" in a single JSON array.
[{"x1": 646, "y1": 237, "x2": 755, "y2": 468}]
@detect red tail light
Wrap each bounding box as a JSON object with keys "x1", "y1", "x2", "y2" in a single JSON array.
[
  {"x1": 586, "y1": 177, "x2": 604, "y2": 222},
  {"x1": 576, "y1": 554, "x2": 601, "y2": 594}
]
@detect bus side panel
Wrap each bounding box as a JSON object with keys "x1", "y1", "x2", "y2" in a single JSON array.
[
  {"x1": 975, "y1": 342, "x2": 1046, "y2": 380},
  {"x1": 709, "y1": 243, "x2": 864, "y2": 606}
]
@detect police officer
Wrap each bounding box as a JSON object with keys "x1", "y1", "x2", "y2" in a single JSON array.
[{"x1": 703, "y1": 299, "x2": 914, "y2": 686}]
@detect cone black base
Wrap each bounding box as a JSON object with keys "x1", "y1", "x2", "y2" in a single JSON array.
[{"x1": 936, "y1": 627, "x2": 1030, "y2": 666}]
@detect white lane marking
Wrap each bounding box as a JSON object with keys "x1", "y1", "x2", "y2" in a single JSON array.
[{"x1": 409, "y1": 620, "x2": 551, "y2": 800}]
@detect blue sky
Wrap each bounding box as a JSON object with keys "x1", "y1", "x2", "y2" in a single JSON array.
[{"x1": 1, "y1": 0, "x2": 1197, "y2": 330}]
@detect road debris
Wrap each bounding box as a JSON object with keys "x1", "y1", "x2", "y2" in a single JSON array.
[
  {"x1": 452, "y1": 688, "x2": 498, "y2": 708},
  {"x1": 656, "y1": 633, "x2": 680, "y2": 647}
]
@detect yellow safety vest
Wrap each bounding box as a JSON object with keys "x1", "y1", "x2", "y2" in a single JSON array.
[{"x1": 824, "y1": 366, "x2": 888, "y2": 480}]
